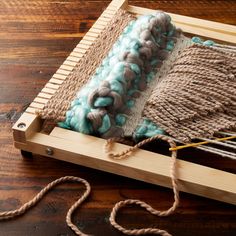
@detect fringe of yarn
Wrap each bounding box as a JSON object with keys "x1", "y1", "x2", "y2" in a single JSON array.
[{"x1": 142, "y1": 44, "x2": 236, "y2": 142}]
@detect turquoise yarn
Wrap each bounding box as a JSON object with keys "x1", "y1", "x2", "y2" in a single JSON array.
[
  {"x1": 115, "y1": 114, "x2": 127, "y2": 126},
  {"x1": 166, "y1": 40, "x2": 175, "y2": 51},
  {"x1": 191, "y1": 36, "x2": 203, "y2": 44},
  {"x1": 203, "y1": 40, "x2": 215, "y2": 46},
  {"x1": 134, "y1": 119, "x2": 165, "y2": 141},
  {"x1": 126, "y1": 99, "x2": 135, "y2": 108},
  {"x1": 192, "y1": 36, "x2": 215, "y2": 46},
  {"x1": 94, "y1": 97, "x2": 113, "y2": 107},
  {"x1": 110, "y1": 80, "x2": 124, "y2": 95},
  {"x1": 147, "y1": 72, "x2": 155, "y2": 83},
  {"x1": 98, "y1": 114, "x2": 111, "y2": 133},
  {"x1": 71, "y1": 106, "x2": 93, "y2": 134},
  {"x1": 59, "y1": 12, "x2": 180, "y2": 138}
]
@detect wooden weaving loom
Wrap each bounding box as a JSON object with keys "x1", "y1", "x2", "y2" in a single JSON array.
[{"x1": 12, "y1": 0, "x2": 236, "y2": 205}]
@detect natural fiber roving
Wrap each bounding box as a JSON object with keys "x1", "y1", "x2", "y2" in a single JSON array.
[
  {"x1": 142, "y1": 44, "x2": 236, "y2": 142},
  {"x1": 59, "y1": 11, "x2": 181, "y2": 138}
]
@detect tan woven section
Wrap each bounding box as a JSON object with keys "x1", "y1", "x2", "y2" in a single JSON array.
[
  {"x1": 143, "y1": 44, "x2": 236, "y2": 142},
  {"x1": 39, "y1": 9, "x2": 134, "y2": 121},
  {"x1": 123, "y1": 35, "x2": 192, "y2": 136}
]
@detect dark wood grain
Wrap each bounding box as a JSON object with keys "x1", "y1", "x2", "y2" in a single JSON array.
[{"x1": 0, "y1": 1, "x2": 236, "y2": 235}]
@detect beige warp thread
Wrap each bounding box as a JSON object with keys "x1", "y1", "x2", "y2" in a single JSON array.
[{"x1": 0, "y1": 136, "x2": 178, "y2": 236}]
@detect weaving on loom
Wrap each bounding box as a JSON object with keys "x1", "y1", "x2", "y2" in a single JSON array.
[
  {"x1": 7, "y1": 0, "x2": 236, "y2": 235},
  {"x1": 39, "y1": 8, "x2": 236, "y2": 158}
]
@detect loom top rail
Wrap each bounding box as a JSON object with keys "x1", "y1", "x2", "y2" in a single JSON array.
[{"x1": 12, "y1": 0, "x2": 236, "y2": 205}]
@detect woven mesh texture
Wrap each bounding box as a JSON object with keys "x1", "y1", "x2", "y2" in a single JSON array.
[{"x1": 39, "y1": 9, "x2": 134, "y2": 121}]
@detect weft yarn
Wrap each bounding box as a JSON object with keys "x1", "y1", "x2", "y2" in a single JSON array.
[
  {"x1": 59, "y1": 11, "x2": 181, "y2": 138},
  {"x1": 142, "y1": 44, "x2": 236, "y2": 142},
  {"x1": 39, "y1": 9, "x2": 135, "y2": 121},
  {"x1": 131, "y1": 35, "x2": 193, "y2": 140}
]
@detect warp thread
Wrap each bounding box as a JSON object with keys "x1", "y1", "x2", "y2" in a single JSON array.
[{"x1": 59, "y1": 11, "x2": 181, "y2": 138}]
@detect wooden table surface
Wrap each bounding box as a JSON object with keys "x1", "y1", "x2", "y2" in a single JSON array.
[{"x1": 0, "y1": 0, "x2": 236, "y2": 235}]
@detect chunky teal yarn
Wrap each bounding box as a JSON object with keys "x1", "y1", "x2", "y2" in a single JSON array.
[
  {"x1": 59, "y1": 11, "x2": 181, "y2": 138},
  {"x1": 134, "y1": 119, "x2": 165, "y2": 141},
  {"x1": 191, "y1": 36, "x2": 215, "y2": 46}
]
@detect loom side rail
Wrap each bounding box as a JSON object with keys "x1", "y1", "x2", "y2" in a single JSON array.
[{"x1": 12, "y1": 0, "x2": 236, "y2": 205}]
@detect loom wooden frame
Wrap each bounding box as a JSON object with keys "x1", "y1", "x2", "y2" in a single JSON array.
[{"x1": 12, "y1": 0, "x2": 236, "y2": 205}]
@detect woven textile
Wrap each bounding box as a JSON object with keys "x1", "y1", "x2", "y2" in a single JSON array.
[
  {"x1": 56, "y1": 11, "x2": 181, "y2": 137},
  {"x1": 39, "y1": 9, "x2": 134, "y2": 121},
  {"x1": 123, "y1": 35, "x2": 192, "y2": 136},
  {"x1": 142, "y1": 44, "x2": 236, "y2": 142}
]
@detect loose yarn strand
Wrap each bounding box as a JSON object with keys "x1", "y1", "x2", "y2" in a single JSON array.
[
  {"x1": 105, "y1": 135, "x2": 179, "y2": 235},
  {"x1": 0, "y1": 136, "x2": 178, "y2": 236},
  {"x1": 0, "y1": 176, "x2": 91, "y2": 236}
]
